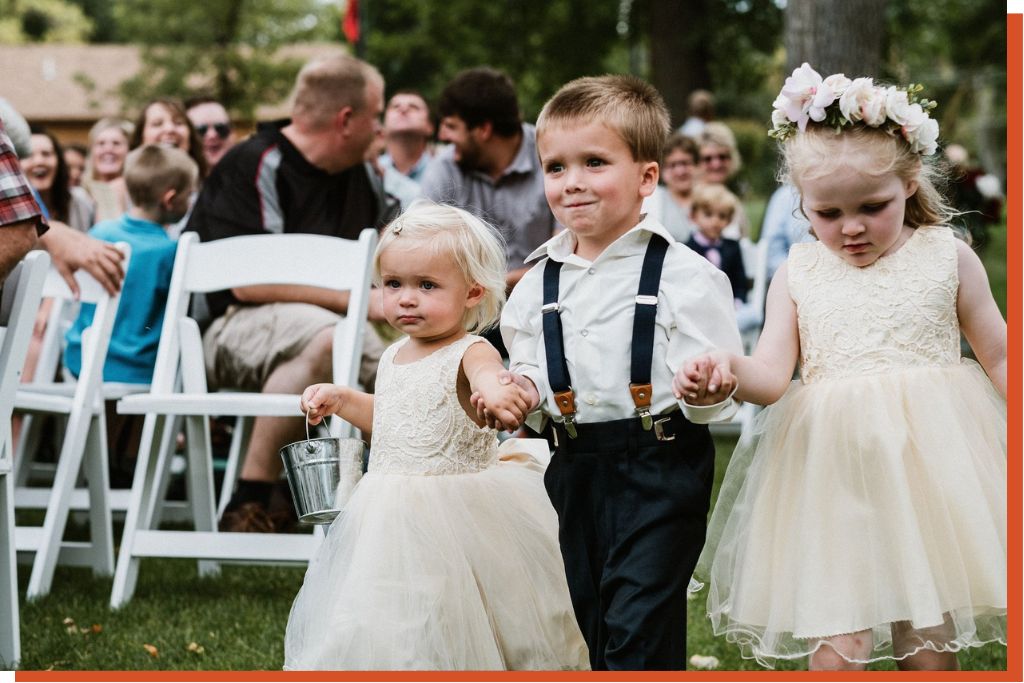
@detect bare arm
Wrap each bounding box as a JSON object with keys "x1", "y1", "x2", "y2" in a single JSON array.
[
  {"x1": 38, "y1": 222, "x2": 125, "y2": 297},
  {"x1": 0, "y1": 220, "x2": 38, "y2": 281},
  {"x1": 956, "y1": 240, "x2": 1006, "y2": 397},
  {"x1": 300, "y1": 383, "x2": 375, "y2": 436},
  {"x1": 677, "y1": 261, "x2": 801, "y2": 407},
  {"x1": 233, "y1": 284, "x2": 387, "y2": 321},
  {"x1": 461, "y1": 341, "x2": 531, "y2": 430}
]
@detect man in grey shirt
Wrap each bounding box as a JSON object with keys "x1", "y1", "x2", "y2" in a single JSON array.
[{"x1": 420, "y1": 68, "x2": 556, "y2": 291}]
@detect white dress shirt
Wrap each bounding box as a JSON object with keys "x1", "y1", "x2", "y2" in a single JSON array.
[{"x1": 502, "y1": 214, "x2": 743, "y2": 429}]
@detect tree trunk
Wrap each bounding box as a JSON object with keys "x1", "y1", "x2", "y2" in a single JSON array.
[
  {"x1": 785, "y1": 0, "x2": 888, "y2": 78},
  {"x1": 648, "y1": 0, "x2": 713, "y2": 128}
]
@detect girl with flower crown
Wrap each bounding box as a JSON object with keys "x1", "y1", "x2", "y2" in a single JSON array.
[{"x1": 675, "y1": 64, "x2": 1006, "y2": 670}]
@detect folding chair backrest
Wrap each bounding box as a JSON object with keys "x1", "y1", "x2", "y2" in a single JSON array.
[
  {"x1": 0, "y1": 251, "x2": 50, "y2": 468},
  {"x1": 151, "y1": 230, "x2": 378, "y2": 421}
]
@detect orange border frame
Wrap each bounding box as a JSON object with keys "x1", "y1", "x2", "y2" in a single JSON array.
[{"x1": 14, "y1": 14, "x2": 1023, "y2": 683}]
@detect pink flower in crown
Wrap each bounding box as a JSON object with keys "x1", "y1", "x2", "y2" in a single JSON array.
[
  {"x1": 779, "y1": 63, "x2": 838, "y2": 131},
  {"x1": 839, "y1": 77, "x2": 887, "y2": 126},
  {"x1": 904, "y1": 108, "x2": 939, "y2": 156}
]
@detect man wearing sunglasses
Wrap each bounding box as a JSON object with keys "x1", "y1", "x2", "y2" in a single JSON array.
[{"x1": 186, "y1": 97, "x2": 237, "y2": 168}]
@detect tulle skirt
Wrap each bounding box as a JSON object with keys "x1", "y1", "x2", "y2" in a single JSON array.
[
  {"x1": 284, "y1": 444, "x2": 589, "y2": 671},
  {"x1": 696, "y1": 361, "x2": 1006, "y2": 667}
]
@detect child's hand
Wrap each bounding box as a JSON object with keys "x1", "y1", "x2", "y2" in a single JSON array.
[
  {"x1": 470, "y1": 371, "x2": 539, "y2": 431},
  {"x1": 673, "y1": 352, "x2": 737, "y2": 406},
  {"x1": 300, "y1": 383, "x2": 347, "y2": 425}
]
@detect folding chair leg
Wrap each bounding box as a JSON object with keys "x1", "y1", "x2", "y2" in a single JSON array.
[
  {"x1": 83, "y1": 415, "x2": 113, "y2": 576},
  {"x1": 25, "y1": 406, "x2": 98, "y2": 600},
  {"x1": 217, "y1": 415, "x2": 251, "y2": 517},
  {"x1": 184, "y1": 415, "x2": 219, "y2": 578},
  {"x1": 111, "y1": 413, "x2": 165, "y2": 609},
  {"x1": 0, "y1": 472, "x2": 20, "y2": 669},
  {"x1": 12, "y1": 413, "x2": 40, "y2": 486}
]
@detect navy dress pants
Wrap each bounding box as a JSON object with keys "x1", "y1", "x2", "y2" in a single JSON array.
[{"x1": 544, "y1": 414, "x2": 715, "y2": 671}]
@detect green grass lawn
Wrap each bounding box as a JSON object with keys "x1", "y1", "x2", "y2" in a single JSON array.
[{"x1": 14, "y1": 218, "x2": 1010, "y2": 671}]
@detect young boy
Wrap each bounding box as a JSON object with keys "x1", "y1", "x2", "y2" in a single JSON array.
[
  {"x1": 64, "y1": 144, "x2": 196, "y2": 485},
  {"x1": 686, "y1": 183, "x2": 761, "y2": 333},
  {"x1": 485, "y1": 75, "x2": 743, "y2": 670}
]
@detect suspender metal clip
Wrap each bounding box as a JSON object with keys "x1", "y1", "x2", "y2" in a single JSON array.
[
  {"x1": 629, "y1": 382, "x2": 654, "y2": 431},
  {"x1": 653, "y1": 416, "x2": 676, "y2": 442}
]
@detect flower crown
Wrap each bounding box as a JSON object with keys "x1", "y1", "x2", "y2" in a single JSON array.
[{"x1": 769, "y1": 63, "x2": 939, "y2": 156}]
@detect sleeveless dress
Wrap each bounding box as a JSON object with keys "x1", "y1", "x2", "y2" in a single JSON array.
[
  {"x1": 284, "y1": 335, "x2": 589, "y2": 670},
  {"x1": 696, "y1": 226, "x2": 1006, "y2": 666}
]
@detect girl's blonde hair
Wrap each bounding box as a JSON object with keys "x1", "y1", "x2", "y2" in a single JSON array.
[
  {"x1": 780, "y1": 125, "x2": 955, "y2": 229},
  {"x1": 373, "y1": 200, "x2": 507, "y2": 334}
]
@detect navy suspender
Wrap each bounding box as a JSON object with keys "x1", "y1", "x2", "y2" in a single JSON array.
[
  {"x1": 542, "y1": 234, "x2": 671, "y2": 438},
  {"x1": 542, "y1": 258, "x2": 578, "y2": 437}
]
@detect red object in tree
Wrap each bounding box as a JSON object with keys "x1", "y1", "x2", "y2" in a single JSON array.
[{"x1": 342, "y1": 0, "x2": 360, "y2": 44}]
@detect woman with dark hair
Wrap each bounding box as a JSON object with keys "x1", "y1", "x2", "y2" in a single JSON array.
[
  {"x1": 130, "y1": 97, "x2": 208, "y2": 180},
  {"x1": 130, "y1": 97, "x2": 208, "y2": 237},
  {"x1": 21, "y1": 125, "x2": 95, "y2": 232}
]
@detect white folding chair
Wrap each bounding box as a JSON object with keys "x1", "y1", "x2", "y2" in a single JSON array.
[
  {"x1": 0, "y1": 251, "x2": 50, "y2": 668},
  {"x1": 110, "y1": 229, "x2": 377, "y2": 609},
  {"x1": 711, "y1": 237, "x2": 769, "y2": 438},
  {"x1": 13, "y1": 245, "x2": 130, "y2": 600}
]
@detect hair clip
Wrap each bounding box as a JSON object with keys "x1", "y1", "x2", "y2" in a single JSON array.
[{"x1": 392, "y1": 222, "x2": 403, "y2": 235}]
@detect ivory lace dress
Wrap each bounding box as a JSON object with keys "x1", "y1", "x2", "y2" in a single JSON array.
[
  {"x1": 284, "y1": 335, "x2": 589, "y2": 670},
  {"x1": 697, "y1": 225, "x2": 1006, "y2": 666}
]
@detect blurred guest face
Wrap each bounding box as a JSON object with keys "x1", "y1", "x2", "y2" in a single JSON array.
[
  {"x1": 662, "y1": 148, "x2": 698, "y2": 197},
  {"x1": 64, "y1": 147, "x2": 86, "y2": 187},
  {"x1": 91, "y1": 127, "x2": 129, "y2": 180},
  {"x1": 438, "y1": 115, "x2": 484, "y2": 170},
  {"x1": 142, "y1": 102, "x2": 191, "y2": 152},
  {"x1": 384, "y1": 94, "x2": 432, "y2": 137},
  {"x1": 700, "y1": 143, "x2": 733, "y2": 184},
  {"x1": 22, "y1": 134, "x2": 58, "y2": 193},
  {"x1": 187, "y1": 101, "x2": 236, "y2": 167}
]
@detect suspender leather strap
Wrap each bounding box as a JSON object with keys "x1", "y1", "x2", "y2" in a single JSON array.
[
  {"x1": 542, "y1": 258, "x2": 577, "y2": 437},
  {"x1": 630, "y1": 234, "x2": 670, "y2": 430}
]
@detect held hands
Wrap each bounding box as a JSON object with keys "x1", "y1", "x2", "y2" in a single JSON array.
[
  {"x1": 300, "y1": 383, "x2": 348, "y2": 425},
  {"x1": 673, "y1": 352, "x2": 737, "y2": 407},
  {"x1": 470, "y1": 370, "x2": 540, "y2": 432}
]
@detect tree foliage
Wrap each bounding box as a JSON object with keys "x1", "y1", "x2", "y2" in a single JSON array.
[
  {"x1": 110, "y1": 0, "x2": 344, "y2": 119},
  {"x1": 0, "y1": 0, "x2": 92, "y2": 43},
  {"x1": 363, "y1": 0, "x2": 622, "y2": 121}
]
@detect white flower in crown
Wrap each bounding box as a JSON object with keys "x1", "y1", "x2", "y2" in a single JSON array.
[
  {"x1": 839, "y1": 77, "x2": 886, "y2": 126},
  {"x1": 778, "y1": 63, "x2": 838, "y2": 130},
  {"x1": 884, "y1": 86, "x2": 914, "y2": 125},
  {"x1": 907, "y1": 116, "x2": 939, "y2": 156}
]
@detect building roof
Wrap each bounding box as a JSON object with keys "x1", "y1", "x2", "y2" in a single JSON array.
[{"x1": 0, "y1": 42, "x2": 349, "y2": 123}]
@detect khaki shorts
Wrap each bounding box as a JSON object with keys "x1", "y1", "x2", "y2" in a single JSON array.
[{"x1": 202, "y1": 303, "x2": 386, "y2": 392}]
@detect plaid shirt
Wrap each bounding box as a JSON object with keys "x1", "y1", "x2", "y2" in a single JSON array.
[{"x1": 0, "y1": 122, "x2": 46, "y2": 234}]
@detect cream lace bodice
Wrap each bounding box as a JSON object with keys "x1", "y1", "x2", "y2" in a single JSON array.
[
  {"x1": 788, "y1": 225, "x2": 961, "y2": 383},
  {"x1": 369, "y1": 335, "x2": 498, "y2": 476}
]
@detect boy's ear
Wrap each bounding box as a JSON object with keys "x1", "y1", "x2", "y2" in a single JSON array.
[
  {"x1": 465, "y1": 282, "x2": 485, "y2": 308},
  {"x1": 639, "y1": 160, "x2": 659, "y2": 198},
  {"x1": 160, "y1": 187, "x2": 178, "y2": 208}
]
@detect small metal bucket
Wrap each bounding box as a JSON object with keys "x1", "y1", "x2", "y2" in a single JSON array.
[{"x1": 279, "y1": 416, "x2": 365, "y2": 524}]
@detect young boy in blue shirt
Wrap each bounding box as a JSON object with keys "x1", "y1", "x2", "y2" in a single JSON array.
[
  {"x1": 65, "y1": 144, "x2": 196, "y2": 383},
  {"x1": 65, "y1": 145, "x2": 196, "y2": 486},
  {"x1": 479, "y1": 75, "x2": 743, "y2": 670}
]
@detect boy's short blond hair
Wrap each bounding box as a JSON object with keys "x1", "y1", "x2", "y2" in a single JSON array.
[
  {"x1": 536, "y1": 75, "x2": 670, "y2": 163},
  {"x1": 124, "y1": 145, "x2": 198, "y2": 211},
  {"x1": 690, "y1": 183, "x2": 738, "y2": 220}
]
